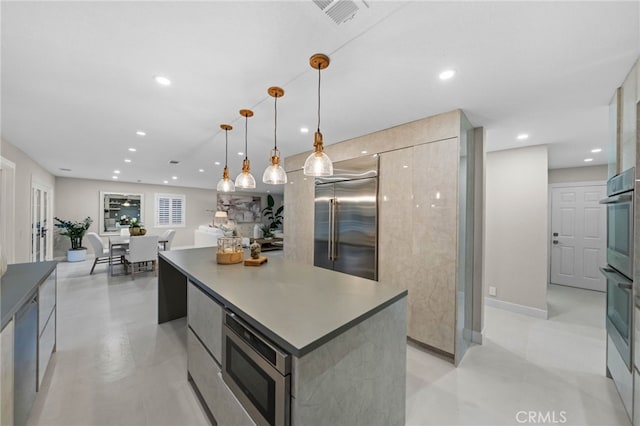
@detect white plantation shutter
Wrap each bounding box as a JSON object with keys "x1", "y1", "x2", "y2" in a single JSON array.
[{"x1": 155, "y1": 193, "x2": 185, "y2": 227}]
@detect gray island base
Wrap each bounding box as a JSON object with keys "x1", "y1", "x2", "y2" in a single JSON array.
[{"x1": 158, "y1": 247, "x2": 407, "y2": 426}]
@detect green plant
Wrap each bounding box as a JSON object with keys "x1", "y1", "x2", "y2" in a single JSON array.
[
  {"x1": 54, "y1": 216, "x2": 92, "y2": 250},
  {"x1": 261, "y1": 194, "x2": 283, "y2": 231},
  {"x1": 129, "y1": 217, "x2": 141, "y2": 228},
  {"x1": 260, "y1": 224, "x2": 274, "y2": 239}
]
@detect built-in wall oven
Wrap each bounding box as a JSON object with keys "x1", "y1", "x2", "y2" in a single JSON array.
[
  {"x1": 600, "y1": 167, "x2": 634, "y2": 417},
  {"x1": 600, "y1": 167, "x2": 634, "y2": 371},
  {"x1": 222, "y1": 311, "x2": 291, "y2": 426}
]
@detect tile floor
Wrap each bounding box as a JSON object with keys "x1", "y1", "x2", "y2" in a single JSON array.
[{"x1": 27, "y1": 255, "x2": 629, "y2": 425}]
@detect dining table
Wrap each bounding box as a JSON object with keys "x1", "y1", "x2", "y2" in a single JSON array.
[{"x1": 108, "y1": 235, "x2": 168, "y2": 276}]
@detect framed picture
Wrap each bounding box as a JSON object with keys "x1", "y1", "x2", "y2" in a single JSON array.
[{"x1": 216, "y1": 194, "x2": 262, "y2": 223}]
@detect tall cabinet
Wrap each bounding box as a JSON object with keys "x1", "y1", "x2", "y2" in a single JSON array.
[{"x1": 284, "y1": 109, "x2": 483, "y2": 363}]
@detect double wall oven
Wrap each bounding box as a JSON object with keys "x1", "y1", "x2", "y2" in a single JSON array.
[
  {"x1": 600, "y1": 167, "x2": 634, "y2": 416},
  {"x1": 222, "y1": 311, "x2": 291, "y2": 426}
]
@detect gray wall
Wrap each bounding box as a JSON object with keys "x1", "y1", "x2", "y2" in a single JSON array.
[
  {"x1": 548, "y1": 165, "x2": 607, "y2": 184},
  {"x1": 1, "y1": 138, "x2": 55, "y2": 263},
  {"x1": 485, "y1": 145, "x2": 549, "y2": 315}
]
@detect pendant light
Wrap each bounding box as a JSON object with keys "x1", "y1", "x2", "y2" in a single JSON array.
[
  {"x1": 263, "y1": 86, "x2": 287, "y2": 185},
  {"x1": 216, "y1": 124, "x2": 235, "y2": 192},
  {"x1": 303, "y1": 53, "x2": 333, "y2": 177},
  {"x1": 235, "y1": 109, "x2": 256, "y2": 189}
]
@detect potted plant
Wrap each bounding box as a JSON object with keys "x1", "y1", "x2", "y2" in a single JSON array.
[
  {"x1": 128, "y1": 218, "x2": 146, "y2": 236},
  {"x1": 54, "y1": 216, "x2": 92, "y2": 262},
  {"x1": 261, "y1": 194, "x2": 283, "y2": 237}
]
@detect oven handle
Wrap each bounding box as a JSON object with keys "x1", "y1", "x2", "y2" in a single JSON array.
[
  {"x1": 599, "y1": 193, "x2": 633, "y2": 204},
  {"x1": 600, "y1": 267, "x2": 633, "y2": 288}
]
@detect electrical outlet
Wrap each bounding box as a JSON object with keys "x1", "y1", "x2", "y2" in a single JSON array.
[{"x1": 489, "y1": 286, "x2": 497, "y2": 296}]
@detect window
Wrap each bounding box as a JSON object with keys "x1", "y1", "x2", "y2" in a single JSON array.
[{"x1": 155, "y1": 193, "x2": 186, "y2": 227}]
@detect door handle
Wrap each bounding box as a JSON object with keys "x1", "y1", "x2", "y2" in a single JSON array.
[
  {"x1": 332, "y1": 200, "x2": 338, "y2": 261},
  {"x1": 328, "y1": 199, "x2": 334, "y2": 261}
]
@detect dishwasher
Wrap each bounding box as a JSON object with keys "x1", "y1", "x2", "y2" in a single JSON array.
[{"x1": 13, "y1": 295, "x2": 38, "y2": 426}]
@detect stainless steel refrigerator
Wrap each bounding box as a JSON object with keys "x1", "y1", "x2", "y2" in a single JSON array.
[{"x1": 314, "y1": 156, "x2": 378, "y2": 280}]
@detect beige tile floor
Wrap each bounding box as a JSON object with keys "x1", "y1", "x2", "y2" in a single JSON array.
[{"x1": 27, "y1": 256, "x2": 629, "y2": 425}]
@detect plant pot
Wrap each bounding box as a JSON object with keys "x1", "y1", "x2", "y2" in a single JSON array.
[
  {"x1": 67, "y1": 248, "x2": 87, "y2": 262},
  {"x1": 130, "y1": 226, "x2": 141, "y2": 236}
]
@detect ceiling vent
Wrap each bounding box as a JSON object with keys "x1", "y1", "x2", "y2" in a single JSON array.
[
  {"x1": 169, "y1": 160, "x2": 180, "y2": 164},
  {"x1": 314, "y1": 0, "x2": 360, "y2": 25}
]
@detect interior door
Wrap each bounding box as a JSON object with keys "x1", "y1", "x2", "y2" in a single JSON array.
[
  {"x1": 550, "y1": 184, "x2": 606, "y2": 291},
  {"x1": 314, "y1": 183, "x2": 334, "y2": 272},
  {"x1": 333, "y1": 177, "x2": 377, "y2": 280},
  {"x1": 31, "y1": 182, "x2": 53, "y2": 262}
]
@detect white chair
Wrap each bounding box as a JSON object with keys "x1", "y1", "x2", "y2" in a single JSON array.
[
  {"x1": 87, "y1": 232, "x2": 115, "y2": 274},
  {"x1": 120, "y1": 228, "x2": 130, "y2": 236},
  {"x1": 159, "y1": 229, "x2": 176, "y2": 251},
  {"x1": 123, "y1": 235, "x2": 159, "y2": 280}
]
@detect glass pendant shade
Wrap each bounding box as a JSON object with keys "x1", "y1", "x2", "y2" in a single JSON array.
[
  {"x1": 216, "y1": 165, "x2": 235, "y2": 192},
  {"x1": 263, "y1": 149, "x2": 287, "y2": 184},
  {"x1": 303, "y1": 130, "x2": 333, "y2": 176}
]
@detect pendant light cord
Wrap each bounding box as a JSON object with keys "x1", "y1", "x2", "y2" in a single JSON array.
[
  {"x1": 317, "y1": 65, "x2": 321, "y2": 132},
  {"x1": 224, "y1": 129, "x2": 228, "y2": 167},
  {"x1": 274, "y1": 94, "x2": 278, "y2": 150},
  {"x1": 244, "y1": 114, "x2": 248, "y2": 161}
]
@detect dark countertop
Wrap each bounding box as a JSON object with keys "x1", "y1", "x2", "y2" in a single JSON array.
[
  {"x1": 160, "y1": 247, "x2": 407, "y2": 357},
  {"x1": 1, "y1": 261, "x2": 57, "y2": 330}
]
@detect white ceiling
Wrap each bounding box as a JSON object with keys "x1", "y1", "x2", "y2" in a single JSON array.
[{"x1": 2, "y1": 1, "x2": 639, "y2": 194}]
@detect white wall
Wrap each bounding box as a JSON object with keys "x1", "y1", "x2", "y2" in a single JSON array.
[
  {"x1": 1, "y1": 138, "x2": 55, "y2": 263},
  {"x1": 485, "y1": 145, "x2": 549, "y2": 315},
  {"x1": 54, "y1": 177, "x2": 281, "y2": 258},
  {"x1": 548, "y1": 165, "x2": 608, "y2": 184}
]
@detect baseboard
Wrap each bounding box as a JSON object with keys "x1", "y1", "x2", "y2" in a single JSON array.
[
  {"x1": 484, "y1": 297, "x2": 548, "y2": 319},
  {"x1": 471, "y1": 330, "x2": 483, "y2": 344}
]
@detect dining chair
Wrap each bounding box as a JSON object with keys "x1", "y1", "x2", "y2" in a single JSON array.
[
  {"x1": 159, "y1": 229, "x2": 176, "y2": 251},
  {"x1": 87, "y1": 232, "x2": 121, "y2": 274},
  {"x1": 123, "y1": 235, "x2": 159, "y2": 280}
]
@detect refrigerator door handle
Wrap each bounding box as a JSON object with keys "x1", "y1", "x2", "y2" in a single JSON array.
[
  {"x1": 332, "y1": 199, "x2": 338, "y2": 261},
  {"x1": 328, "y1": 198, "x2": 334, "y2": 261}
]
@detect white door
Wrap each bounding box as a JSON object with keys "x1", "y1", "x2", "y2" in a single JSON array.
[
  {"x1": 550, "y1": 184, "x2": 606, "y2": 291},
  {"x1": 31, "y1": 182, "x2": 53, "y2": 262}
]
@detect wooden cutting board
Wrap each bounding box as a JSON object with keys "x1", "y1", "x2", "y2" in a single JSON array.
[{"x1": 244, "y1": 256, "x2": 268, "y2": 266}]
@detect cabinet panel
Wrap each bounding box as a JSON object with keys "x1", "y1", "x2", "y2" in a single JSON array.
[
  {"x1": 1, "y1": 320, "x2": 14, "y2": 426},
  {"x1": 38, "y1": 270, "x2": 55, "y2": 334},
  {"x1": 621, "y1": 63, "x2": 637, "y2": 172},
  {"x1": 187, "y1": 329, "x2": 254, "y2": 426},
  {"x1": 38, "y1": 310, "x2": 55, "y2": 388},
  {"x1": 188, "y1": 281, "x2": 223, "y2": 364}
]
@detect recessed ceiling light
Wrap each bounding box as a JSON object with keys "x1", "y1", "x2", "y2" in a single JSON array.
[
  {"x1": 136, "y1": 131, "x2": 146, "y2": 136},
  {"x1": 199, "y1": 169, "x2": 205, "y2": 173},
  {"x1": 361, "y1": 150, "x2": 368, "y2": 154},
  {"x1": 300, "y1": 127, "x2": 309, "y2": 134},
  {"x1": 112, "y1": 176, "x2": 118, "y2": 179},
  {"x1": 154, "y1": 75, "x2": 171, "y2": 86},
  {"x1": 59, "y1": 168, "x2": 72, "y2": 172},
  {"x1": 403, "y1": 165, "x2": 409, "y2": 169},
  {"x1": 237, "y1": 152, "x2": 244, "y2": 156},
  {"x1": 163, "y1": 180, "x2": 169, "y2": 184},
  {"x1": 214, "y1": 161, "x2": 221, "y2": 166},
  {"x1": 591, "y1": 148, "x2": 602, "y2": 153},
  {"x1": 172, "y1": 176, "x2": 178, "y2": 180},
  {"x1": 517, "y1": 133, "x2": 529, "y2": 140},
  {"x1": 129, "y1": 148, "x2": 137, "y2": 152},
  {"x1": 439, "y1": 69, "x2": 456, "y2": 80},
  {"x1": 584, "y1": 158, "x2": 594, "y2": 162},
  {"x1": 124, "y1": 158, "x2": 132, "y2": 163},
  {"x1": 114, "y1": 170, "x2": 120, "y2": 174}
]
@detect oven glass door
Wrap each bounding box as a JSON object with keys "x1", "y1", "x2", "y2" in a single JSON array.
[
  {"x1": 607, "y1": 195, "x2": 633, "y2": 278},
  {"x1": 226, "y1": 337, "x2": 277, "y2": 426},
  {"x1": 604, "y1": 269, "x2": 632, "y2": 369}
]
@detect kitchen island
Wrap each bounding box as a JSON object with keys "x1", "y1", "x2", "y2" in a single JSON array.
[{"x1": 158, "y1": 247, "x2": 407, "y2": 426}]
